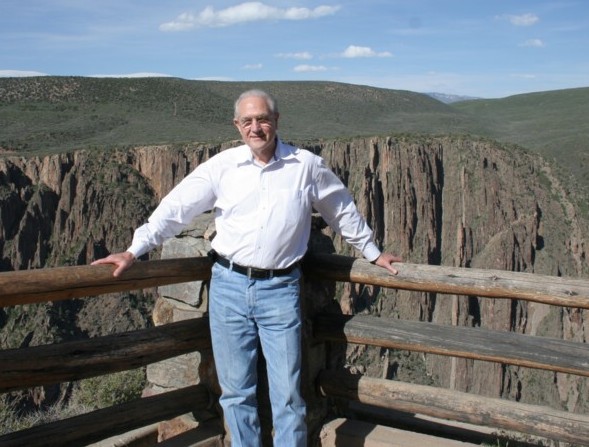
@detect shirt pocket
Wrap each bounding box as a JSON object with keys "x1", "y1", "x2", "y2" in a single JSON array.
[{"x1": 271, "y1": 188, "x2": 308, "y2": 227}]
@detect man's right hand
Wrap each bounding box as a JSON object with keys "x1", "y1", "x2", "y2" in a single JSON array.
[{"x1": 91, "y1": 251, "x2": 136, "y2": 277}]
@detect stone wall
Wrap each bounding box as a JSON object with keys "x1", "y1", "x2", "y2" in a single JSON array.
[{"x1": 144, "y1": 213, "x2": 220, "y2": 442}]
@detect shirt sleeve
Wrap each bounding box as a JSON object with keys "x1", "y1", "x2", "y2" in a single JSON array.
[
  {"x1": 311, "y1": 157, "x2": 381, "y2": 262},
  {"x1": 127, "y1": 161, "x2": 217, "y2": 258}
]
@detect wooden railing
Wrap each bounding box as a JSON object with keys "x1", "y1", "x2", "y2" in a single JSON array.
[{"x1": 1, "y1": 254, "x2": 589, "y2": 446}]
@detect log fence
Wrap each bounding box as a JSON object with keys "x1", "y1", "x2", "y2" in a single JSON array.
[{"x1": 0, "y1": 254, "x2": 588, "y2": 446}]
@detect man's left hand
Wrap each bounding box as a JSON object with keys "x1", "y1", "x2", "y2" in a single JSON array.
[{"x1": 374, "y1": 252, "x2": 402, "y2": 275}]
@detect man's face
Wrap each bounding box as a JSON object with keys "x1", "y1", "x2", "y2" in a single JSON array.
[{"x1": 233, "y1": 96, "x2": 279, "y2": 154}]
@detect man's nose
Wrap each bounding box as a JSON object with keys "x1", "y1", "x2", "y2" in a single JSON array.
[{"x1": 250, "y1": 119, "x2": 262, "y2": 131}]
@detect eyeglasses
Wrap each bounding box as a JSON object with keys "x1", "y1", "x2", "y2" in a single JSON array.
[{"x1": 236, "y1": 115, "x2": 276, "y2": 129}]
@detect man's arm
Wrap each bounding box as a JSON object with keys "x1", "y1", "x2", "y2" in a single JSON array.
[
  {"x1": 312, "y1": 157, "x2": 403, "y2": 274},
  {"x1": 92, "y1": 160, "x2": 219, "y2": 277}
]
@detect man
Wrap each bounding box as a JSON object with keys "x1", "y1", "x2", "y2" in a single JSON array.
[{"x1": 92, "y1": 89, "x2": 401, "y2": 446}]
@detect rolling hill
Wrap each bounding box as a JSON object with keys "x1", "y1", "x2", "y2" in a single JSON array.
[
  {"x1": 453, "y1": 87, "x2": 589, "y2": 186},
  {"x1": 0, "y1": 77, "x2": 470, "y2": 155},
  {"x1": 0, "y1": 76, "x2": 587, "y2": 191}
]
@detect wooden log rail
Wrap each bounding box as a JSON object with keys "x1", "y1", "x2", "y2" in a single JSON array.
[
  {"x1": 317, "y1": 370, "x2": 589, "y2": 446},
  {"x1": 0, "y1": 384, "x2": 212, "y2": 447},
  {"x1": 303, "y1": 253, "x2": 589, "y2": 309},
  {"x1": 314, "y1": 313, "x2": 589, "y2": 377},
  {"x1": 0, "y1": 257, "x2": 213, "y2": 307},
  {"x1": 0, "y1": 318, "x2": 211, "y2": 393},
  {"x1": 1, "y1": 254, "x2": 588, "y2": 308}
]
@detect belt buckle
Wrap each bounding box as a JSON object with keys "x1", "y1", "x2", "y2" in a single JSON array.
[{"x1": 246, "y1": 266, "x2": 273, "y2": 279}]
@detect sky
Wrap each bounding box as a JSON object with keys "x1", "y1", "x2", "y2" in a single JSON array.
[{"x1": 0, "y1": 0, "x2": 588, "y2": 99}]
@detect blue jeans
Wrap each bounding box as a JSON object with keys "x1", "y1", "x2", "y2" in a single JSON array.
[{"x1": 209, "y1": 262, "x2": 307, "y2": 447}]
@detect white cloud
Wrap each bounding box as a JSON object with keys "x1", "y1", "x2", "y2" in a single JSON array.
[
  {"x1": 0, "y1": 70, "x2": 48, "y2": 77},
  {"x1": 503, "y1": 13, "x2": 539, "y2": 26},
  {"x1": 276, "y1": 52, "x2": 313, "y2": 60},
  {"x1": 520, "y1": 38, "x2": 544, "y2": 47},
  {"x1": 293, "y1": 64, "x2": 328, "y2": 72},
  {"x1": 342, "y1": 45, "x2": 392, "y2": 58},
  {"x1": 160, "y1": 13, "x2": 197, "y2": 31},
  {"x1": 242, "y1": 63, "x2": 263, "y2": 70},
  {"x1": 160, "y1": 2, "x2": 341, "y2": 31}
]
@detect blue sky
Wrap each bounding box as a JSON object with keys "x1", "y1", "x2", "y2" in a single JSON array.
[{"x1": 1, "y1": 0, "x2": 587, "y2": 98}]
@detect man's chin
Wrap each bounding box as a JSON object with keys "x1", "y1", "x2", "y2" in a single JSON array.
[{"x1": 248, "y1": 140, "x2": 272, "y2": 151}]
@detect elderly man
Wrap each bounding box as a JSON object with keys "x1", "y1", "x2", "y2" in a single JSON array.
[{"x1": 92, "y1": 89, "x2": 401, "y2": 446}]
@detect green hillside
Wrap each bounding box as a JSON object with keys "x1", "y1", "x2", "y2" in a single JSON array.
[
  {"x1": 1, "y1": 77, "x2": 587, "y2": 189},
  {"x1": 0, "y1": 76, "x2": 474, "y2": 155},
  {"x1": 453, "y1": 87, "x2": 589, "y2": 185}
]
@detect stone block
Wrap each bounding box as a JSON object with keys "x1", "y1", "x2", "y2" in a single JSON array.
[
  {"x1": 147, "y1": 351, "x2": 202, "y2": 389},
  {"x1": 159, "y1": 237, "x2": 211, "y2": 308},
  {"x1": 153, "y1": 297, "x2": 175, "y2": 326}
]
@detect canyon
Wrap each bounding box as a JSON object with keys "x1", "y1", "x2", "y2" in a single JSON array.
[{"x1": 1, "y1": 133, "x2": 588, "y2": 420}]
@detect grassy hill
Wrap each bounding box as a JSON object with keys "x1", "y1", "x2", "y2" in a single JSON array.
[
  {"x1": 1, "y1": 76, "x2": 587, "y2": 188},
  {"x1": 453, "y1": 87, "x2": 589, "y2": 185},
  {"x1": 0, "y1": 76, "x2": 474, "y2": 155}
]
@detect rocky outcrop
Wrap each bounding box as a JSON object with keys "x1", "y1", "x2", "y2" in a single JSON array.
[
  {"x1": 1, "y1": 134, "x2": 587, "y2": 416},
  {"x1": 0, "y1": 149, "x2": 162, "y2": 359}
]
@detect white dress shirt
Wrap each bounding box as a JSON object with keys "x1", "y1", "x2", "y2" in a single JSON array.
[{"x1": 127, "y1": 139, "x2": 381, "y2": 269}]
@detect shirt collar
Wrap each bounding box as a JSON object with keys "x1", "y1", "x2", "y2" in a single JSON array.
[
  {"x1": 235, "y1": 138, "x2": 297, "y2": 166},
  {"x1": 275, "y1": 139, "x2": 298, "y2": 161}
]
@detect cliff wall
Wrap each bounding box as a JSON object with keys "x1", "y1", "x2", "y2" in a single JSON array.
[
  {"x1": 0, "y1": 135, "x2": 587, "y2": 415},
  {"x1": 312, "y1": 135, "x2": 588, "y2": 414}
]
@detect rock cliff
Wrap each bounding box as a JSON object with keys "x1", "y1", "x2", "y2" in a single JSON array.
[
  {"x1": 311, "y1": 135, "x2": 588, "y2": 414},
  {"x1": 0, "y1": 134, "x2": 587, "y2": 415}
]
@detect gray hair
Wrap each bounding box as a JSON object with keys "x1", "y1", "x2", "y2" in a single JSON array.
[{"x1": 234, "y1": 89, "x2": 278, "y2": 118}]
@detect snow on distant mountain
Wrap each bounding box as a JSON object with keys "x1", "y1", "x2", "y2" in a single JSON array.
[{"x1": 425, "y1": 92, "x2": 481, "y2": 104}]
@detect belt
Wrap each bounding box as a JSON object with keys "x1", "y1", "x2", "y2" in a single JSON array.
[{"x1": 209, "y1": 250, "x2": 298, "y2": 279}]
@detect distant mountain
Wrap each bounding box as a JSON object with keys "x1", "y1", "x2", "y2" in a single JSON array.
[{"x1": 425, "y1": 92, "x2": 481, "y2": 103}]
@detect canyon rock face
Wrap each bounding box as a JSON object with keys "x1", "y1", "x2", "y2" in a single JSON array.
[
  {"x1": 312, "y1": 135, "x2": 588, "y2": 414},
  {"x1": 1, "y1": 135, "x2": 587, "y2": 415}
]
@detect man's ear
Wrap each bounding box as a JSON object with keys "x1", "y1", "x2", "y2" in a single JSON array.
[{"x1": 274, "y1": 113, "x2": 280, "y2": 128}]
